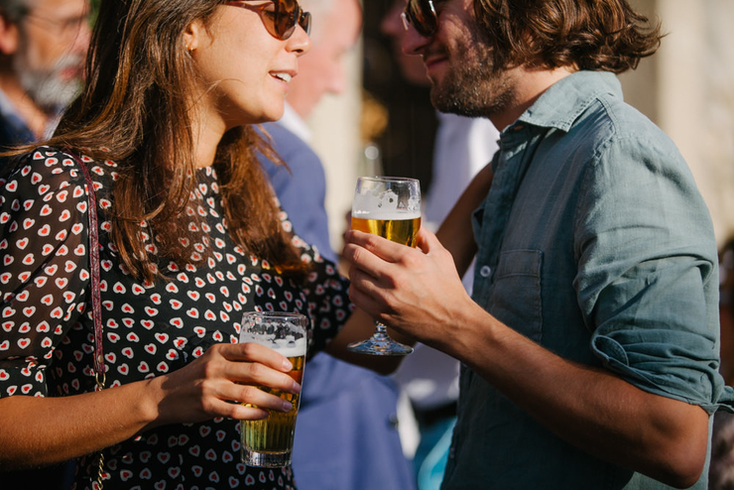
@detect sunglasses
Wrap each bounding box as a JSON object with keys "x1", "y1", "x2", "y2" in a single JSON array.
[
  {"x1": 225, "y1": 0, "x2": 311, "y2": 40},
  {"x1": 401, "y1": 0, "x2": 438, "y2": 37}
]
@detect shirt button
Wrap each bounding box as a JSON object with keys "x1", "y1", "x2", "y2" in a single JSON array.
[{"x1": 480, "y1": 265, "x2": 492, "y2": 277}]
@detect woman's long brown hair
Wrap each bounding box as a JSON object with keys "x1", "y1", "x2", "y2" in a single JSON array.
[{"x1": 45, "y1": 0, "x2": 306, "y2": 282}]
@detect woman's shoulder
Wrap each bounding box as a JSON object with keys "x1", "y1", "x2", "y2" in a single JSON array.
[
  {"x1": 1, "y1": 146, "x2": 121, "y2": 223},
  {"x1": 2, "y1": 146, "x2": 118, "y2": 192}
]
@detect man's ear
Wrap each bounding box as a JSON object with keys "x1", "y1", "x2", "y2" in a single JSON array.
[{"x1": 0, "y1": 15, "x2": 20, "y2": 55}]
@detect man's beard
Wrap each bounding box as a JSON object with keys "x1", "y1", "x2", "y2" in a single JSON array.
[
  {"x1": 14, "y1": 50, "x2": 84, "y2": 112},
  {"x1": 429, "y1": 26, "x2": 512, "y2": 119}
]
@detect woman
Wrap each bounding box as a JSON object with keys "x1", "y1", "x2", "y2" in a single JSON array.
[{"x1": 0, "y1": 0, "x2": 390, "y2": 488}]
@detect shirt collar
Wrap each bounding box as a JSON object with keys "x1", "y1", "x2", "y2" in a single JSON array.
[
  {"x1": 0, "y1": 87, "x2": 32, "y2": 134},
  {"x1": 0, "y1": 86, "x2": 63, "y2": 142},
  {"x1": 515, "y1": 71, "x2": 622, "y2": 132},
  {"x1": 277, "y1": 103, "x2": 312, "y2": 143}
]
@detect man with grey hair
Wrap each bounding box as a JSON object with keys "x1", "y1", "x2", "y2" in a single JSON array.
[
  {"x1": 258, "y1": 0, "x2": 415, "y2": 489},
  {"x1": 0, "y1": 0, "x2": 90, "y2": 153}
]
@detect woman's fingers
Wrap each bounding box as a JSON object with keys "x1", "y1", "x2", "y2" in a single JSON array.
[
  {"x1": 222, "y1": 341, "x2": 292, "y2": 369},
  {"x1": 216, "y1": 343, "x2": 301, "y2": 395},
  {"x1": 218, "y1": 382, "x2": 295, "y2": 419},
  {"x1": 160, "y1": 342, "x2": 302, "y2": 423},
  {"x1": 199, "y1": 394, "x2": 275, "y2": 421}
]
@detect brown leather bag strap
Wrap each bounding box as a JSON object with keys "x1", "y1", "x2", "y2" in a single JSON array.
[
  {"x1": 67, "y1": 151, "x2": 105, "y2": 385},
  {"x1": 67, "y1": 150, "x2": 108, "y2": 488}
]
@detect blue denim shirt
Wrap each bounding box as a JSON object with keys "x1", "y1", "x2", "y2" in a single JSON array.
[{"x1": 442, "y1": 71, "x2": 734, "y2": 490}]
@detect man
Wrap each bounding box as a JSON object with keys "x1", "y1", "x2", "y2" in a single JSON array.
[
  {"x1": 0, "y1": 0, "x2": 90, "y2": 152},
  {"x1": 343, "y1": 0, "x2": 734, "y2": 488},
  {"x1": 257, "y1": 0, "x2": 415, "y2": 489},
  {"x1": 379, "y1": 1, "x2": 498, "y2": 487}
]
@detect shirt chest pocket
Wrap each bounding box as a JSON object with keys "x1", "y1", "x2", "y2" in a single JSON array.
[{"x1": 486, "y1": 249, "x2": 543, "y2": 343}]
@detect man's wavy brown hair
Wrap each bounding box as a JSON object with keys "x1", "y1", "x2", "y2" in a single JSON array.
[
  {"x1": 45, "y1": 0, "x2": 307, "y2": 282},
  {"x1": 473, "y1": 0, "x2": 663, "y2": 73}
]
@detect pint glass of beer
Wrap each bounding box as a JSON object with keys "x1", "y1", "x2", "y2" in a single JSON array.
[{"x1": 239, "y1": 311, "x2": 308, "y2": 467}]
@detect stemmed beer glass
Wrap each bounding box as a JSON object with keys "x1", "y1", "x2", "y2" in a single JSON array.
[{"x1": 348, "y1": 176, "x2": 421, "y2": 356}]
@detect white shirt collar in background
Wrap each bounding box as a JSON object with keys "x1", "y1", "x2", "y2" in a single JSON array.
[{"x1": 278, "y1": 103, "x2": 312, "y2": 144}]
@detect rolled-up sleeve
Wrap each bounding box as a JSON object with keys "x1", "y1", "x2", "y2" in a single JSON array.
[{"x1": 573, "y1": 130, "x2": 734, "y2": 413}]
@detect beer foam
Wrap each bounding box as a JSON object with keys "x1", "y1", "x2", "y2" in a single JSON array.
[
  {"x1": 352, "y1": 210, "x2": 421, "y2": 220},
  {"x1": 241, "y1": 334, "x2": 306, "y2": 357},
  {"x1": 272, "y1": 337, "x2": 307, "y2": 357},
  {"x1": 353, "y1": 188, "x2": 421, "y2": 218}
]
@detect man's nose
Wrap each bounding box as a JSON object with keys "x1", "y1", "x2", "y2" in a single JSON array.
[{"x1": 402, "y1": 21, "x2": 430, "y2": 56}]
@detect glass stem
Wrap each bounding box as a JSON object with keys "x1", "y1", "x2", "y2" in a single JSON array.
[{"x1": 372, "y1": 321, "x2": 390, "y2": 340}]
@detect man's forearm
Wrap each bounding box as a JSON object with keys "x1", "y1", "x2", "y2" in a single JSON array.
[{"x1": 444, "y1": 305, "x2": 709, "y2": 488}]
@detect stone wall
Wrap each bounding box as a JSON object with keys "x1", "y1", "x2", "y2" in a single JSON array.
[{"x1": 622, "y1": 0, "x2": 734, "y2": 245}]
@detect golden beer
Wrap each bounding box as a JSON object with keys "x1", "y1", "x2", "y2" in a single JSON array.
[
  {"x1": 352, "y1": 216, "x2": 421, "y2": 247},
  {"x1": 239, "y1": 311, "x2": 308, "y2": 466},
  {"x1": 348, "y1": 177, "x2": 421, "y2": 355},
  {"x1": 241, "y1": 354, "x2": 305, "y2": 466}
]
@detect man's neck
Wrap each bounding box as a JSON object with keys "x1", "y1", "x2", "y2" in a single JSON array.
[
  {"x1": 489, "y1": 65, "x2": 577, "y2": 132},
  {"x1": 0, "y1": 72, "x2": 51, "y2": 139}
]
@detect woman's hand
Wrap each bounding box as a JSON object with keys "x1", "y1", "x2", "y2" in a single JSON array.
[
  {"x1": 147, "y1": 342, "x2": 301, "y2": 428},
  {"x1": 0, "y1": 342, "x2": 300, "y2": 468}
]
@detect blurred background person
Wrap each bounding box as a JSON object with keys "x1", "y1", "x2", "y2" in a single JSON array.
[
  {"x1": 378, "y1": 1, "x2": 499, "y2": 488},
  {"x1": 0, "y1": 0, "x2": 90, "y2": 487},
  {"x1": 257, "y1": 0, "x2": 415, "y2": 488},
  {"x1": 709, "y1": 237, "x2": 734, "y2": 490},
  {"x1": 0, "y1": 0, "x2": 90, "y2": 154}
]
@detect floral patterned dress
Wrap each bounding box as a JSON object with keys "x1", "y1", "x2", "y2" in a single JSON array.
[{"x1": 0, "y1": 146, "x2": 353, "y2": 490}]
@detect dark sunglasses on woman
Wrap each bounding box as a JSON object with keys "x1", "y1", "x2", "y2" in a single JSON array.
[
  {"x1": 225, "y1": 0, "x2": 311, "y2": 40},
  {"x1": 401, "y1": 0, "x2": 438, "y2": 37}
]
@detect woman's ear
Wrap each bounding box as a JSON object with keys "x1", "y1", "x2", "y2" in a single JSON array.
[
  {"x1": 0, "y1": 15, "x2": 20, "y2": 55},
  {"x1": 183, "y1": 18, "x2": 207, "y2": 53}
]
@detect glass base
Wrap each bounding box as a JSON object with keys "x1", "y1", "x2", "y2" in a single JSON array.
[
  {"x1": 241, "y1": 449, "x2": 293, "y2": 468},
  {"x1": 347, "y1": 336, "x2": 414, "y2": 356}
]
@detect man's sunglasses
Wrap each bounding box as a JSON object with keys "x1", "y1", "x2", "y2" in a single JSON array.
[
  {"x1": 225, "y1": 0, "x2": 311, "y2": 41},
  {"x1": 401, "y1": 0, "x2": 438, "y2": 37}
]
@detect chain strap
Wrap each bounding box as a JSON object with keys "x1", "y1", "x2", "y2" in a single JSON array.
[
  {"x1": 71, "y1": 151, "x2": 106, "y2": 489},
  {"x1": 95, "y1": 452, "x2": 105, "y2": 490}
]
